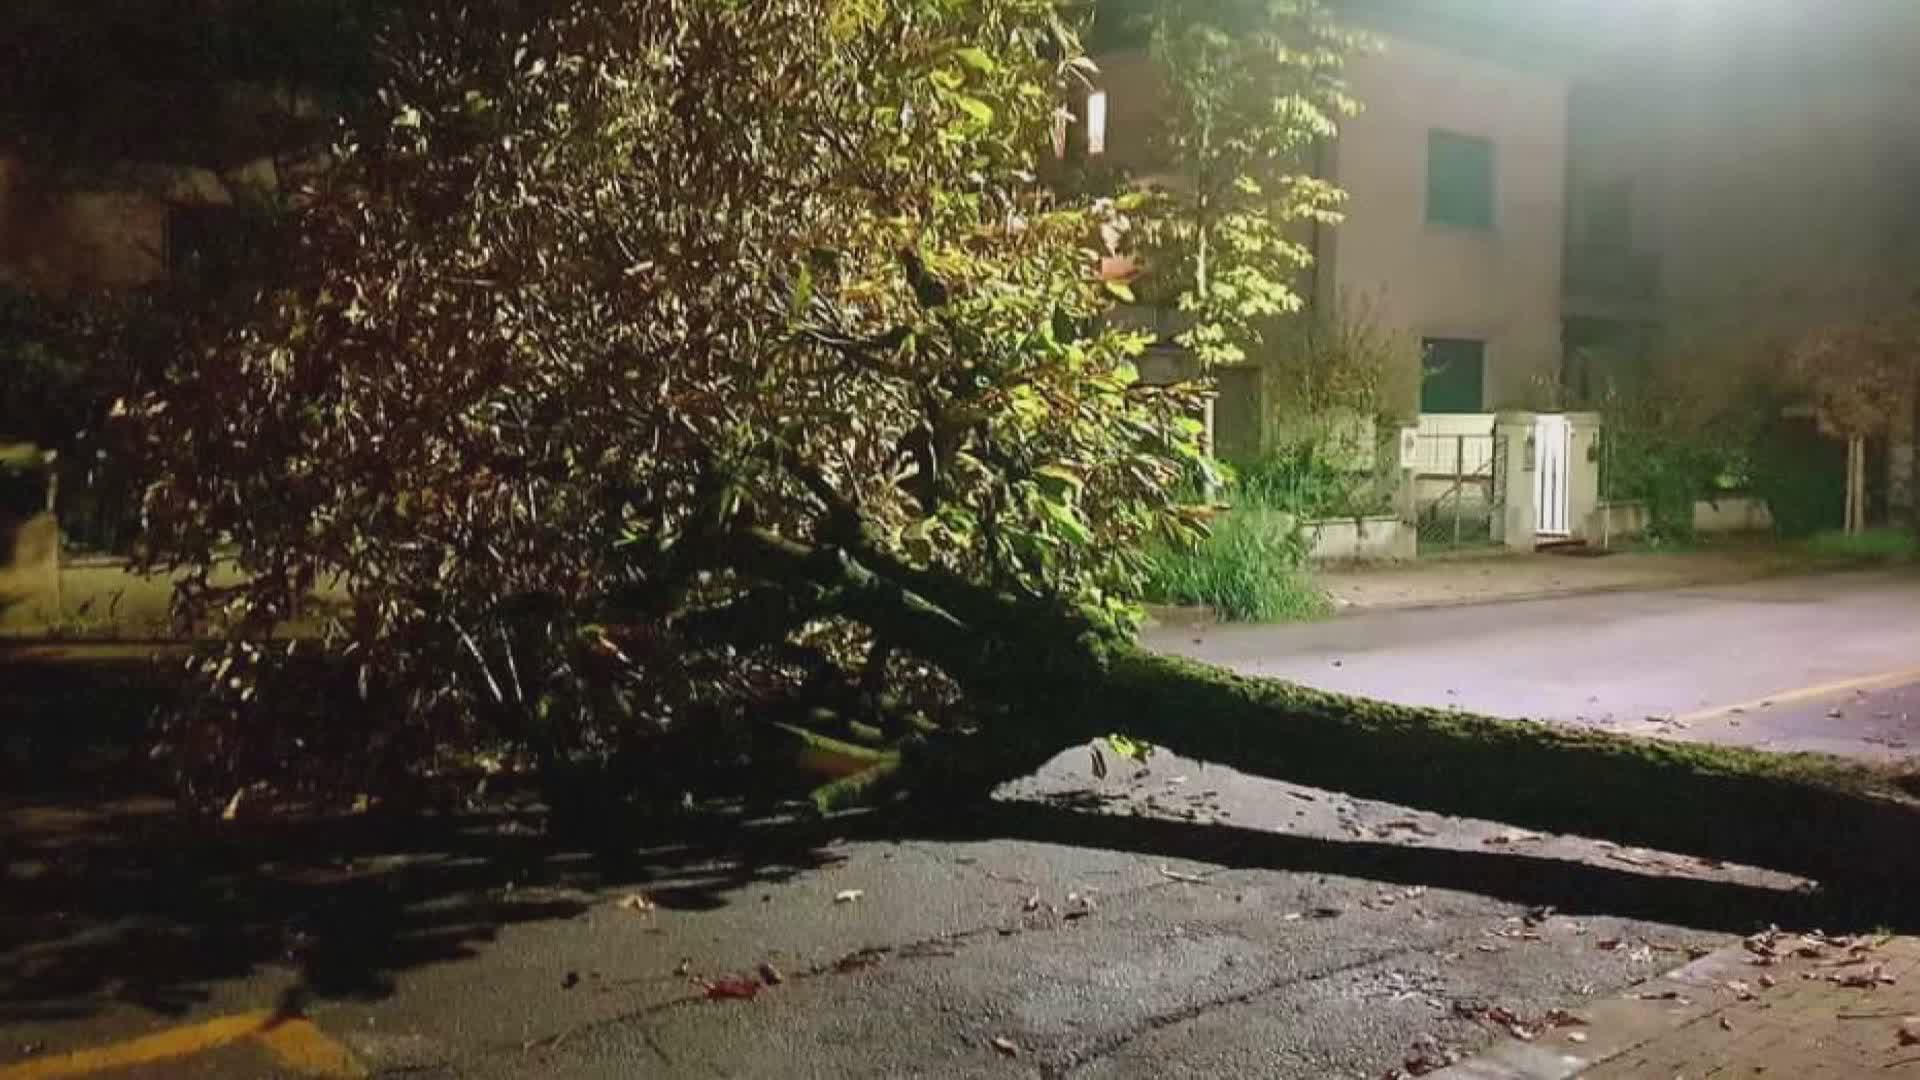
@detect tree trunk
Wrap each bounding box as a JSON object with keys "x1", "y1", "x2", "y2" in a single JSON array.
[
  {"x1": 1083, "y1": 648, "x2": 1920, "y2": 888},
  {"x1": 739, "y1": 526, "x2": 1920, "y2": 889}
]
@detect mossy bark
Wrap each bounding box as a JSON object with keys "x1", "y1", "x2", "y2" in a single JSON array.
[
  {"x1": 747, "y1": 529, "x2": 1920, "y2": 886},
  {"x1": 1082, "y1": 648, "x2": 1920, "y2": 887}
]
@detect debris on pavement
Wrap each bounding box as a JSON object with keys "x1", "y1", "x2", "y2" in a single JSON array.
[
  {"x1": 1158, "y1": 866, "x2": 1208, "y2": 885},
  {"x1": 833, "y1": 888, "x2": 864, "y2": 904},
  {"x1": 617, "y1": 892, "x2": 656, "y2": 913},
  {"x1": 1393, "y1": 1033, "x2": 1461, "y2": 1076},
  {"x1": 757, "y1": 961, "x2": 784, "y2": 986},
  {"x1": 1483, "y1": 829, "x2": 1544, "y2": 846},
  {"x1": 832, "y1": 946, "x2": 889, "y2": 973},
  {"x1": 988, "y1": 1035, "x2": 1020, "y2": 1057},
  {"x1": 703, "y1": 976, "x2": 762, "y2": 1001}
]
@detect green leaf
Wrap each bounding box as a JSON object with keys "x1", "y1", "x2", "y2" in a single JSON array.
[
  {"x1": 953, "y1": 95, "x2": 995, "y2": 126},
  {"x1": 1034, "y1": 464, "x2": 1085, "y2": 495},
  {"x1": 953, "y1": 47, "x2": 997, "y2": 73},
  {"x1": 787, "y1": 263, "x2": 814, "y2": 323},
  {"x1": 1103, "y1": 280, "x2": 1136, "y2": 303},
  {"x1": 1105, "y1": 733, "x2": 1153, "y2": 761}
]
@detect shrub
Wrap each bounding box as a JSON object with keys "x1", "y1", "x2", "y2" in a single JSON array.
[
  {"x1": 1234, "y1": 437, "x2": 1394, "y2": 522},
  {"x1": 1143, "y1": 506, "x2": 1329, "y2": 622}
]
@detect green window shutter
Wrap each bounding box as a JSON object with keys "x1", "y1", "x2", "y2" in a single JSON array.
[
  {"x1": 1427, "y1": 130, "x2": 1494, "y2": 229},
  {"x1": 1421, "y1": 338, "x2": 1486, "y2": 413}
]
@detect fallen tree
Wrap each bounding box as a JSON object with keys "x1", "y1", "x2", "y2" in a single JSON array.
[{"x1": 116, "y1": 0, "x2": 1920, "y2": 886}]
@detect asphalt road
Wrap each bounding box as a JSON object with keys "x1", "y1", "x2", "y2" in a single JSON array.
[
  {"x1": 7, "y1": 569, "x2": 1919, "y2": 1079},
  {"x1": 1145, "y1": 568, "x2": 1920, "y2": 759}
]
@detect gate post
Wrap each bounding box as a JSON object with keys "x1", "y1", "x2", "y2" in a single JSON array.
[
  {"x1": 1565, "y1": 412, "x2": 1604, "y2": 541},
  {"x1": 1492, "y1": 411, "x2": 1537, "y2": 551}
]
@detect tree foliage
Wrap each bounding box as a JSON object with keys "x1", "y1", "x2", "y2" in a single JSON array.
[
  {"x1": 1128, "y1": 0, "x2": 1358, "y2": 368},
  {"x1": 129, "y1": 0, "x2": 1213, "y2": 805},
  {"x1": 1782, "y1": 304, "x2": 1920, "y2": 442}
]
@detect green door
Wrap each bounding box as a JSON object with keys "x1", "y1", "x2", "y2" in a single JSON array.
[{"x1": 1421, "y1": 338, "x2": 1485, "y2": 413}]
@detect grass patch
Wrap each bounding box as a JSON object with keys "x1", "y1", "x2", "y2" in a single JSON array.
[
  {"x1": 1804, "y1": 527, "x2": 1920, "y2": 562},
  {"x1": 1144, "y1": 507, "x2": 1331, "y2": 623}
]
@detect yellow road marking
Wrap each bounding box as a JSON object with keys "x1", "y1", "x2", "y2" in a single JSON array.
[
  {"x1": 257, "y1": 1018, "x2": 369, "y2": 1078},
  {"x1": 0, "y1": 1011, "x2": 364, "y2": 1080},
  {"x1": 1674, "y1": 663, "x2": 1920, "y2": 726}
]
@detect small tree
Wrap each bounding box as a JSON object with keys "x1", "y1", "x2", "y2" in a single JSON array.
[
  {"x1": 1128, "y1": 0, "x2": 1358, "y2": 369},
  {"x1": 1783, "y1": 306, "x2": 1920, "y2": 534}
]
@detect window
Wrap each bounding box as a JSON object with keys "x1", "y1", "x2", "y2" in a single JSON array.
[
  {"x1": 1421, "y1": 338, "x2": 1486, "y2": 413},
  {"x1": 1426, "y1": 130, "x2": 1494, "y2": 229}
]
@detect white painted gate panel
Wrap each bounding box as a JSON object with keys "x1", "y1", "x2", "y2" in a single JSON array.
[{"x1": 1534, "y1": 415, "x2": 1572, "y2": 537}]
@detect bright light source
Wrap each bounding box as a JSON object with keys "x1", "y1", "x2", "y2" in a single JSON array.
[{"x1": 1086, "y1": 90, "x2": 1108, "y2": 156}]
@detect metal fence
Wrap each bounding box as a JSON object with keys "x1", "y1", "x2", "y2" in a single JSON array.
[{"x1": 1409, "y1": 417, "x2": 1501, "y2": 552}]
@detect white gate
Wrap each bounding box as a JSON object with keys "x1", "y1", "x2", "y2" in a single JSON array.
[{"x1": 1533, "y1": 415, "x2": 1572, "y2": 537}]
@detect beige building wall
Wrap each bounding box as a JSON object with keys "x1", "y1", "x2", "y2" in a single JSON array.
[
  {"x1": 1327, "y1": 34, "x2": 1570, "y2": 414},
  {"x1": 0, "y1": 156, "x2": 169, "y2": 295},
  {"x1": 1576, "y1": 0, "x2": 1920, "y2": 341}
]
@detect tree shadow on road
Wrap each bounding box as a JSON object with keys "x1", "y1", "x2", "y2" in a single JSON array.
[
  {"x1": 3, "y1": 783, "x2": 1909, "y2": 1034},
  {"x1": 927, "y1": 797, "x2": 1911, "y2": 935},
  {"x1": 0, "y1": 796, "x2": 845, "y2": 1029}
]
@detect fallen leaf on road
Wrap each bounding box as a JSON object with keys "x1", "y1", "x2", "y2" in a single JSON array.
[
  {"x1": 1158, "y1": 866, "x2": 1208, "y2": 885},
  {"x1": 1022, "y1": 893, "x2": 1041, "y2": 912},
  {"x1": 1312, "y1": 905, "x2": 1343, "y2": 919},
  {"x1": 1474, "y1": 943, "x2": 1503, "y2": 954},
  {"x1": 704, "y1": 977, "x2": 761, "y2": 1001},
  {"x1": 1830, "y1": 963, "x2": 1896, "y2": 988},
  {"x1": 834, "y1": 889, "x2": 864, "y2": 904},
  {"x1": 758, "y1": 962, "x2": 784, "y2": 986},
  {"x1": 1726, "y1": 980, "x2": 1755, "y2": 1001},
  {"x1": 1544, "y1": 1009, "x2": 1588, "y2": 1027},
  {"x1": 1898, "y1": 1017, "x2": 1920, "y2": 1046},
  {"x1": 1759, "y1": 973, "x2": 1778, "y2": 988},
  {"x1": 221, "y1": 789, "x2": 245, "y2": 821},
  {"x1": 832, "y1": 947, "x2": 888, "y2": 973},
  {"x1": 674, "y1": 959, "x2": 691, "y2": 977},
  {"x1": 1381, "y1": 819, "x2": 1438, "y2": 837},
  {"x1": 1632, "y1": 990, "x2": 1693, "y2": 1005},
  {"x1": 1627, "y1": 945, "x2": 1655, "y2": 965},
  {"x1": 989, "y1": 1035, "x2": 1020, "y2": 1057},
  {"x1": 617, "y1": 893, "x2": 657, "y2": 913},
  {"x1": 1064, "y1": 892, "x2": 1096, "y2": 919},
  {"x1": 1566, "y1": 1031, "x2": 1588, "y2": 1044},
  {"x1": 1719, "y1": 1016, "x2": 1735, "y2": 1031},
  {"x1": 1595, "y1": 938, "x2": 1625, "y2": 951},
  {"x1": 1483, "y1": 829, "x2": 1545, "y2": 846}
]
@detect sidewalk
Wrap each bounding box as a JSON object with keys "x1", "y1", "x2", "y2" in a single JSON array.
[
  {"x1": 1319, "y1": 545, "x2": 1819, "y2": 615},
  {"x1": 1434, "y1": 931, "x2": 1920, "y2": 1078}
]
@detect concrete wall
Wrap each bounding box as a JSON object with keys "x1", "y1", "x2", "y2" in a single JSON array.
[
  {"x1": 1305, "y1": 515, "x2": 1417, "y2": 563},
  {"x1": 1585, "y1": 496, "x2": 1774, "y2": 542},
  {"x1": 1329, "y1": 34, "x2": 1570, "y2": 415}
]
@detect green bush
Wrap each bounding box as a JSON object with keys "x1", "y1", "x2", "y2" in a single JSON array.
[
  {"x1": 1144, "y1": 507, "x2": 1330, "y2": 622},
  {"x1": 1232, "y1": 440, "x2": 1393, "y2": 521},
  {"x1": 1748, "y1": 419, "x2": 1846, "y2": 538}
]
